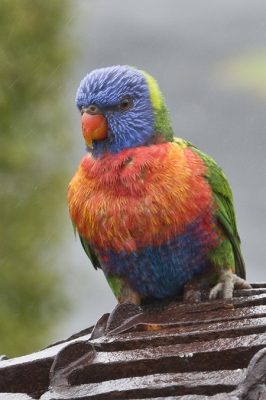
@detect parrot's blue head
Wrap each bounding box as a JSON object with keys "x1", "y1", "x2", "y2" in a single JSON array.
[{"x1": 76, "y1": 65, "x2": 173, "y2": 157}]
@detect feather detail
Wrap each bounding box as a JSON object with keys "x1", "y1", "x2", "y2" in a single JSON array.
[
  {"x1": 68, "y1": 141, "x2": 226, "y2": 298},
  {"x1": 68, "y1": 142, "x2": 217, "y2": 253},
  {"x1": 69, "y1": 66, "x2": 249, "y2": 301}
]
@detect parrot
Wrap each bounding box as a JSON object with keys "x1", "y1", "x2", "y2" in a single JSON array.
[{"x1": 68, "y1": 65, "x2": 251, "y2": 306}]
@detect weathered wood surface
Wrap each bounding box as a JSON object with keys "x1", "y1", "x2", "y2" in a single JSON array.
[{"x1": 0, "y1": 283, "x2": 266, "y2": 399}]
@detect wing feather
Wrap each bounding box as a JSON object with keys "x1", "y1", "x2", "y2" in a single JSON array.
[
  {"x1": 72, "y1": 221, "x2": 101, "y2": 270},
  {"x1": 174, "y1": 137, "x2": 246, "y2": 279}
]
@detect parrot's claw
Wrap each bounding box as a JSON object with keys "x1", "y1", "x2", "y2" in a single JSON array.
[
  {"x1": 209, "y1": 270, "x2": 252, "y2": 300},
  {"x1": 118, "y1": 284, "x2": 142, "y2": 306}
]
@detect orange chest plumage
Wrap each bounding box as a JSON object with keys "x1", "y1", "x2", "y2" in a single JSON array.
[{"x1": 68, "y1": 142, "x2": 213, "y2": 253}]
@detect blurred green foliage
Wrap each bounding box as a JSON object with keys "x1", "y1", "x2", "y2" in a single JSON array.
[
  {"x1": 0, "y1": 0, "x2": 74, "y2": 357},
  {"x1": 218, "y1": 51, "x2": 266, "y2": 98}
]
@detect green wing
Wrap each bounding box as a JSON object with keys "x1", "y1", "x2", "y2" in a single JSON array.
[
  {"x1": 79, "y1": 233, "x2": 123, "y2": 297},
  {"x1": 174, "y1": 137, "x2": 246, "y2": 279},
  {"x1": 72, "y1": 221, "x2": 101, "y2": 270},
  {"x1": 79, "y1": 234, "x2": 101, "y2": 270},
  {"x1": 71, "y1": 222, "x2": 123, "y2": 298}
]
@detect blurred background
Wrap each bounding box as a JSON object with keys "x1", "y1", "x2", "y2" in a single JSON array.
[{"x1": 1, "y1": 0, "x2": 266, "y2": 357}]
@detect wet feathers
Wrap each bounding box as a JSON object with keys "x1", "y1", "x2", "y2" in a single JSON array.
[{"x1": 68, "y1": 65, "x2": 246, "y2": 303}]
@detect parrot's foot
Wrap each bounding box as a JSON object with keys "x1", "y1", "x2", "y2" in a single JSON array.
[
  {"x1": 118, "y1": 284, "x2": 142, "y2": 306},
  {"x1": 209, "y1": 270, "x2": 252, "y2": 300},
  {"x1": 183, "y1": 276, "x2": 202, "y2": 303}
]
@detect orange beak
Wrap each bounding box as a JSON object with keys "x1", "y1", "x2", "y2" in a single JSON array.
[{"x1": 81, "y1": 112, "x2": 108, "y2": 148}]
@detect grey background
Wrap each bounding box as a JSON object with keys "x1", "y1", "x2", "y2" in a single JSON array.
[{"x1": 56, "y1": 0, "x2": 266, "y2": 340}]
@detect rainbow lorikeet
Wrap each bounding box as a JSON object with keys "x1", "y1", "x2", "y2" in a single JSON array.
[{"x1": 68, "y1": 65, "x2": 251, "y2": 306}]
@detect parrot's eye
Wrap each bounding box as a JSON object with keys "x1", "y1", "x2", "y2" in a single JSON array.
[
  {"x1": 119, "y1": 96, "x2": 133, "y2": 112},
  {"x1": 81, "y1": 104, "x2": 102, "y2": 115}
]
